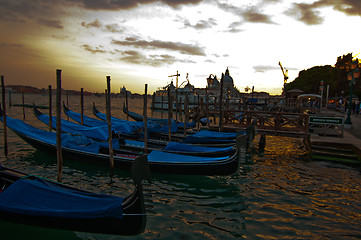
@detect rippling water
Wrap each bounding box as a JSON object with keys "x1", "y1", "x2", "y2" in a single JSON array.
[{"x1": 1, "y1": 93, "x2": 360, "y2": 239}]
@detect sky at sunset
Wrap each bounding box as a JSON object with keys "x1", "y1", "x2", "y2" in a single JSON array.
[{"x1": 1, "y1": 0, "x2": 361, "y2": 95}]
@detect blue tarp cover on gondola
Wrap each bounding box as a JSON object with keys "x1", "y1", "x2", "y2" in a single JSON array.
[
  {"x1": 147, "y1": 150, "x2": 229, "y2": 164},
  {"x1": 36, "y1": 111, "x2": 141, "y2": 141},
  {"x1": 4, "y1": 116, "x2": 102, "y2": 153},
  {"x1": 95, "y1": 107, "x2": 178, "y2": 134},
  {"x1": 123, "y1": 107, "x2": 193, "y2": 130},
  {"x1": 65, "y1": 107, "x2": 108, "y2": 127},
  {"x1": 0, "y1": 178, "x2": 124, "y2": 219},
  {"x1": 191, "y1": 130, "x2": 237, "y2": 139},
  {"x1": 163, "y1": 141, "x2": 233, "y2": 153},
  {"x1": 182, "y1": 130, "x2": 239, "y2": 144},
  {"x1": 37, "y1": 113, "x2": 109, "y2": 141}
]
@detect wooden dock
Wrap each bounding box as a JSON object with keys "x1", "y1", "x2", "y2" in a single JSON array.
[{"x1": 207, "y1": 109, "x2": 361, "y2": 165}]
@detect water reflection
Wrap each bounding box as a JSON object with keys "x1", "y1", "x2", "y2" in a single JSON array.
[{"x1": 1, "y1": 93, "x2": 361, "y2": 239}]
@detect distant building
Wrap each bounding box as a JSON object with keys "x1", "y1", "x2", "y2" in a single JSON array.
[
  {"x1": 205, "y1": 67, "x2": 241, "y2": 98},
  {"x1": 120, "y1": 86, "x2": 132, "y2": 97}
]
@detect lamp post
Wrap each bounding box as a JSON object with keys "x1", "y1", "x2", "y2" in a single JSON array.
[
  {"x1": 319, "y1": 80, "x2": 324, "y2": 110},
  {"x1": 345, "y1": 60, "x2": 360, "y2": 125}
]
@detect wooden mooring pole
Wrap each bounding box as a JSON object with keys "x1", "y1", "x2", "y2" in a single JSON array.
[
  {"x1": 179, "y1": 97, "x2": 182, "y2": 122},
  {"x1": 1, "y1": 75, "x2": 8, "y2": 157},
  {"x1": 175, "y1": 89, "x2": 178, "y2": 122},
  {"x1": 8, "y1": 89, "x2": 11, "y2": 107},
  {"x1": 106, "y1": 76, "x2": 114, "y2": 178},
  {"x1": 80, "y1": 88, "x2": 84, "y2": 125},
  {"x1": 66, "y1": 90, "x2": 69, "y2": 121},
  {"x1": 168, "y1": 87, "x2": 172, "y2": 142},
  {"x1": 206, "y1": 87, "x2": 209, "y2": 128},
  {"x1": 56, "y1": 69, "x2": 63, "y2": 183},
  {"x1": 125, "y1": 87, "x2": 129, "y2": 121},
  {"x1": 218, "y1": 73, "x2": 224, "y2": 132},
  {"x1": 161, "y1": 95, "x2": 164, "y2": 119},
  {"x1": 143, "y1": 84, "x2": 148, "y2": 153},
  {"x1": 22, "y1": 92, "x2": 25, "y2": 120},
  {"x1": 48, "y1": 85, "x2": 52, "y2": 132},
  {"x1": 151, "y1": 92, "x2": 155, "y2": 118},
  {"x1": 184, "y1": 95, "x2": 189, "y2": 137}
]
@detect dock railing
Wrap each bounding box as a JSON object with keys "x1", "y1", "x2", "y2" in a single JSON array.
[{"x1": 221, "y1": 110, "x2": 310, "y2": 138}]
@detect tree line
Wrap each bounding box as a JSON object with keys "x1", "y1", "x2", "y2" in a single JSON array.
[{"x1": 284, "y1": 53, "x2": 360, "y2": 98}]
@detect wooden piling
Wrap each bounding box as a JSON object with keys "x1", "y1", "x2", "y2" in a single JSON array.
[
  {"x1": 184, "y1": 95, "x2": 189, "y2": 137},
  {"x1": 179, "y1": 97, "x2": 182, "y2": 122},
  {"x1": 175, "y1": 89, "x2": 178, "y2": 122},
  {"x1": 106, "y1": 76, "x2": 114, "y2": 178},
  {"x1": 8, "y1": 89, "x2": 11, "y2": 107},
  {"x1": 80, "y1": 88, "x2": 84, "y2": 125},
  {"x1": 168, "y1": 87, "x2": 172, "y2": 142},
  {"x1": 197, "y1": 94, "x2": 200, "y2": 130},
  {"x1": 125, "y1": 87, "x2": 129, "y2": 121},
  {"x1": 56, "y1": 69, "x2": 63, "y2": 183},
  {"x1": 213, "y1": 96, "x2": 217, "y2": 125},
  {"x1": 161, "y1": 95, "x2": 164, "y2": 119},
  {"x1": 22, "y1": 92, "x2": 25, "y2": 120},
  {"x1": 143, "y1": 84, "x2": 148, "y2": 153},
  {"x1": 218, "y1": 73, "x2": 224, "y2": 132},
  {"x1": 259, "y1": 134, "x2": 266, "y2": 154},
  {"x1": 66, "y1": 90, "x2": 69, "y2": 121},
  {"x1": 205, "y1": 87, "x2": 209, "y2": 128},
  {"x1": 151, "y1": 93, "x2": 155, "y2": 118},
  {"x1": 48, "y1": 85, "x2": 52, "y2": 132},
  {"x1": 1, "y1": 75, "x2": 8, "y2": 157}
]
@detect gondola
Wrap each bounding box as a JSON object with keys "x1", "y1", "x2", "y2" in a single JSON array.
[
  {"x1": 68, "y1": 103, "x2": 240, "y2": 147},
  {"x1": 0, "y1": 162, "x2": 148, "y2": 235},
  {"x1": 121, "y1": 104, "x2": 244, "y2": 146},
  {"x1": 63, "y1": 102, "x2": 177, "y2": 134},
  {"x1": 34, "y1": 106, "x2": 142, "y2": 142},
  {"x1": 34, "y1": 107, "x2": 236, "y2": 157},
  {"x1": 1, "y1": 108, "x2": 240, "y2": 175},
  {"x1": 121, "y1": 103, "x2": 196, "y2": 129}
]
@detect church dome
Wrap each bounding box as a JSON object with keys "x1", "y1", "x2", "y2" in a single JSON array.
[{"x1": 223, "y1": 68, "x2": 233, "y2": 86}]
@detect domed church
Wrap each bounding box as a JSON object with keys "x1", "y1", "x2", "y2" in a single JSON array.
[{"x1": 206, "y1": 67, "x2": 241, "y2": 98}]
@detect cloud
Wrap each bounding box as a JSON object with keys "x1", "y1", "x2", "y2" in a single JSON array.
[
  {"x1": 225, "y1": 21, "x2": 244, "y2": 33},
  {"x1": 285, "y1": 0, "x2": 361, "y2": 25},
  {"x1": 112, "y1": 37, "x2": 206, "y2": 56},
  {"x1": 79, "y1": 0, "x2": 203, "y2": 10},
  {"x1": 242, "y1": 6, "x2": 275, "y2": 23},
  {"x1": 82, "y1": 44, "x2": 106, "y2": 54},
  {"x1": 0, "y1": 1, "x2": 70, "y2": 24},
  {"x1": 81, "y1": 19, "x2": 102, "y2": 28},
  {"x1": 285, "y1": 3, "x2": 324, "y2": 25},
  {"x1": 105, "y1": 23, "x2": 123, "y2": 33},
  {"x1": 332, "y1": 0, "x2": 361, "y2": 16},
  {"x1": 253, "y1": 65, "x2": 279, "y2": 73},
  {"x1": 217, "y1": 2, "x2": 276, "y2": 24},
  {"x1": 183, "y1": 18, "x2": 218, "y2": 30},
  {"x1": 116, "y1": 50, "x2": 195, "y2": 66},
  {"x1": 81, "y1": 19, "x2": 123, "y2": 33},
  {"x1": 37, "y1": 18, "x2": 64, "y2": 29},
  {"x1": 205, "y1": 59, "x2": 216, "y2": 63},
  {"x1": 253, "y1": 64, "x2": 298, "y2": 73}
]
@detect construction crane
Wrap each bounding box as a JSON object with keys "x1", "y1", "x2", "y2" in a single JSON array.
[
  {"x1": 278, "y1": 61, "x2": 288, "y2": 84},
  {"x1": 178, "y1": 73, "x2": 191, "y2": 88},
  {"x1": 279, "y1": 61, "x2": 289, "y2": 95},
  {"x1": 168, "y1": 71, "x2": 180, "y2": 88}
]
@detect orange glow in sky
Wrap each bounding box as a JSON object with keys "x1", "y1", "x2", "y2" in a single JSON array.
[{"x1": 1, "y1": 0, "x2": 361, "y2": 95}]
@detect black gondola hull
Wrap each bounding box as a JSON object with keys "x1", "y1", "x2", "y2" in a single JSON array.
[{"x1": 0, "y1": 167, "x2": 146, "y2": 235}]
